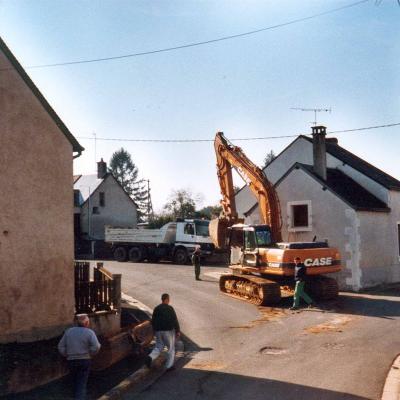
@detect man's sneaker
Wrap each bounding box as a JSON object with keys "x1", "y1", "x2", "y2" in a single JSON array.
[
  {"x1": 145, "y1": 356, "x2": 152, "y2": 368},
  {"x1": 289, "y1": 306, "x2": 299, "y2": 310},
  {"x1": 166, "y1": 366, "x2": 176, "y2": 372},
  {"x1": 308, "y1": 303, "x2": 317, "y2": 309}
]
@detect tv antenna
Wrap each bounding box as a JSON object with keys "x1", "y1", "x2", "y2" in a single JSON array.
[{"x1": 291, "y1": 107, "x2": 332, "y2": 126}]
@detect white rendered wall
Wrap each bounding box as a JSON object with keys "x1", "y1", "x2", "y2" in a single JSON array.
[{"x1": 81, "y1": 176, "x2": 138, "y2": 240}]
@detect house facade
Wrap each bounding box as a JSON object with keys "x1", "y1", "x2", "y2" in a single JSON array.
[
  {"x1": 74, "y1": 159, "x2": 138, "y2": 242},
  {"x1": 0, "y1": 37, "x2": 84, "y2": 343},
  {"x1": 235, "y1": 126, "x2": 400, "y2": 291}
]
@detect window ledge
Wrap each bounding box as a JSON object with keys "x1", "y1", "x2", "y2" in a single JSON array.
[{"x1": 288, "y1": 226, "x2": 312, "y2": 232}]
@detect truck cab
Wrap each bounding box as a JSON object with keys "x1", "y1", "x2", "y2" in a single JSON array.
[{"x1": 174, "y1": 219, "x2": 215, "y2": 263}]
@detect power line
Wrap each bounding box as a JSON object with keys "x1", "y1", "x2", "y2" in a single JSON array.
[
  {"x1": 76, "y1": 122, "x2": 400, "y2": 143},
  {"x1": 21, "y1": 0, "x2": 368, "y2": 70},
  {"x1": 328, "y1": 122, "x2": 400, "y2": 134}
]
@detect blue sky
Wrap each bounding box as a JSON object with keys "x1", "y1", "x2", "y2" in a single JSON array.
[{"x1": 1, "y1": 0, "x2": 399, "y2": 211}]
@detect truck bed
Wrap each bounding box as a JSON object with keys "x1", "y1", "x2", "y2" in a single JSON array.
[{"x1": 105, "y1": 227, "x2": 172, "y2": 244}]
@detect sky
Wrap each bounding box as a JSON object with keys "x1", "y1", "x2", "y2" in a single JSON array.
[{"x1": 1, "y1": 0, "x2": 399, "y2": 212}]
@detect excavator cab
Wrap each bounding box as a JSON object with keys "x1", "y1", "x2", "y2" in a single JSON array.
[{"x1": 227, "y1": 224, "x2": 274, "y2": 267}]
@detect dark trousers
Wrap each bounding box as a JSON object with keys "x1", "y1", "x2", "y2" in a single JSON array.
[
  {"x1": 68, "y1": 359, "x2": 91, "y2": 400},
  {"x1": 194, "y1": 264, "x2": 201, "y2": 280}
]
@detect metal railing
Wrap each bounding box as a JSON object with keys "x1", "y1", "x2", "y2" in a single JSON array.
[{"x1": 75, "y1": 261, "x2": 121, "y2": 314}]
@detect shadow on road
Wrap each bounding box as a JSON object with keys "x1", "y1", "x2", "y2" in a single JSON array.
[
  {"x1": 318, "y1": 293, "x2": 400, "y2": 320},
  {"x1": 134, "y1": 343, "x2": 369, "y2": 400}
]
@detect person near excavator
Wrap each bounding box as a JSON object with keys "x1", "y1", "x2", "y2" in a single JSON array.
[
  {"x1": 191, "y1": 246, "x2": 202, "y2": 281},
  {"x1": 290, "y1": 257, "x2": 315, "y2": 310}
]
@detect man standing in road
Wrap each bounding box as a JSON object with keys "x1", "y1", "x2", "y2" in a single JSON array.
[
  {"x1": 191, "y1": 246, "x2": 202, "y2": 281},
  {"x1": 58, "y1": 314, "x2": 101, "y2": 400},
  {"x1": 146, "y1": 293, "x2": 180, "y2": 371},
  {"x1": 290, "y1": 257, "x2": 314, "y2": 310}
]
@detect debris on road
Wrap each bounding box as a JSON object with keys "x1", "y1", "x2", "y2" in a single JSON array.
[{"x1": 304, "y1": 316, "x2": 354, "y2": 334}]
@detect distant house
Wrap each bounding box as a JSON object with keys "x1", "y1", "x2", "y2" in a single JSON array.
[
  {"x1": 235, "y1": 126, "x2": 400, "y2": 291},
  {"x1": 0, "y1": 37, "x2": 84, "y2": 343},
  {"x1": 74, "y1": 159, "x2": 138, "y2": 242}
]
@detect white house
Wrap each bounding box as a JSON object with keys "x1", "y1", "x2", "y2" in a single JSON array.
[
  {"x1": 235, "y1": 126, "x2": 400, "y2": 291},
  {"x1": 74, "y1": 159, "x2": 138, "y2": 241}
]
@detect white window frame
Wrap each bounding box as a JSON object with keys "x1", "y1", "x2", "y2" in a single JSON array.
[{"x1": 287, "y1": 200, "x2": 312, "y2": 232}]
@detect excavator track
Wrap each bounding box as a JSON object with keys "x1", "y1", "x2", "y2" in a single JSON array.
[
  {"x1": 219, "y1": 274, "x2": 281, "y2": 306},
  {"x1": 306, "y1": 276, "x2": 339, "y2": 300}
]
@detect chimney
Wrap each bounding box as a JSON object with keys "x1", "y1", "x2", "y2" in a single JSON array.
[
  {"x1": 97, "y1": 158, "x2": 107, "y2": 179},
  {"x1": 312, "y1": 125, "x2": 327, "y2": 181}
]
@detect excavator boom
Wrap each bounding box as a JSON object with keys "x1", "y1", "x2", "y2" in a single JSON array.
[{"x1": 211, "y1": 132, "x2": 282, "y2": 248}]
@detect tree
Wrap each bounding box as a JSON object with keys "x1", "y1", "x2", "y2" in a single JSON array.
[
  {"x1": 164, "y1": 189, "x2": 197, "y2": 219},
  {"x1": 195, "y1": 205, "x2": 222, "y2": 219},
  {"x1": 262, "y1": 150, "x2": 276, "y2": 169},
  {"x1": 109, "y1": 148, "x2": 150, "y2": 221},
  {"x1": 147, "y1": 213, "x2": 173, "y2": 229}
]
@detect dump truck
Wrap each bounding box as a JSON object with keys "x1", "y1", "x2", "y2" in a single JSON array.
[
  {"x1": 211, "y1": 131, "x2": 342, "y2": 305},
  {"x1": 105, "y1": 219, "x2": 214, "y2": 264}
]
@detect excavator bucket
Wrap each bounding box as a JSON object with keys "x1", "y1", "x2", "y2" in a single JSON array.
[{"x1": 209, "y1": 217, "x2": 230, "y2": 249}]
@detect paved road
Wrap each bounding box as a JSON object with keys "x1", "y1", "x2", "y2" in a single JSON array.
[{"x1": 105, "y1": 261, "x2": 400, "y2": 400}]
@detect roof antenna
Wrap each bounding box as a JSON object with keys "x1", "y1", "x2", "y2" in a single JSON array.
[{"x1": 291, "y1": 107, "x2": 332, "y2": 126}]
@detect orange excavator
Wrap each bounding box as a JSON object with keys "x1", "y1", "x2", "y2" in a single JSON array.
[{"x1": 210, "y1": 132, "x2": 341, "y2": 305}]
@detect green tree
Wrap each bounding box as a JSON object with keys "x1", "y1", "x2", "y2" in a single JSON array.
[
  {"x1": 262, "y1": 150, "x2": 276, "y2": 169},
  {"x1": 109, "y1": 148, "x2": 149, "y2": 221},
  {"x1": 164, "y1": 189, "x2": 196, "y2": 219},
  {"x1": 195, "y1": 205, "x2": 222, "y2": 219},
  {"x1": 147, "y1": 213, "x2": 173, "y2": 229}
]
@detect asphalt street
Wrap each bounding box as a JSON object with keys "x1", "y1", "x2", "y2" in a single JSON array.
[{"x1": 106, "y1": 260, "x2": 400, "y2": 400}]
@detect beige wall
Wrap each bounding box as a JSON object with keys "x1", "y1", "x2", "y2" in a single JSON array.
[{"x1": 0, "y1": 49, "x2": 75, "y2": 342}]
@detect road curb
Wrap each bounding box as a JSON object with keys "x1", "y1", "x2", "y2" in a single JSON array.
[
  {"x1": 381, "y1": 354, "x2": 400, "y2": 400},
  {"x1": 97, "y1": 354, "x2": 167, "y2": 400},
  {"x1": 98, "y1": 293, "x2": 185, "y2": 400},
  {"x1": 98, "y1": 340, "x2": 185, "y2": 400},
  {"x1": 121, "y1": 293, "x2": 153, "y2": 315}
]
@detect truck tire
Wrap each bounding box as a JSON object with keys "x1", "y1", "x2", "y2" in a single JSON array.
[
  {"x1": 174, "y1": 248, "x2": 188, "y2": 265},
  {"x1": 114, "y1": 246, "x2": 127, "y2": 262},
  {"x1": 129, "y1": 247, "x2": 142, "y2": 263}
]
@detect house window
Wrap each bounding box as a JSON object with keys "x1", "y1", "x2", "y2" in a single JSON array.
[
  {"x1": 92, "y1": 207, "x2": 100, "y2": 215},
  {"x1": 287, "y1": 200, "x2": 312, "y2": 232},
  {"x1": 73, "y1": 190, "x2": 81, "y2": 207},
  {"x1": 99, "y1": 192, "x2": 105, "y2": 207},
  {"x1": 293, "y1": 205, "x2": 308, "y2": 227}
]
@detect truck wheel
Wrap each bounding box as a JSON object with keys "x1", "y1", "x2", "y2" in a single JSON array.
[
  {"x1": 174, "y1": 248, "x2": 188, "y2": 265},
  {"x1": 114, "y1": 246, "x2": 127, "y2": 262},
  {"x1": 129, "y1": 247, "x2": 142, "y2": 263}
]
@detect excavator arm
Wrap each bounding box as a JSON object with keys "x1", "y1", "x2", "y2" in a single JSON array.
[{"x1": 210, "y1": 132, "x2": 282, "y2": 247}]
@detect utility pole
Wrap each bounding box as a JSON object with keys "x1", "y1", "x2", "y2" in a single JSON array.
[{"x1": 291, "y1": 107, "x2": 332, "y2": 126}]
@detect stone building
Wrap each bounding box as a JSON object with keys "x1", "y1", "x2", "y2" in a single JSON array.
[
  {"x1": 0, "y1": 37, "x2": 84, "y2": 343},
  {"x1": 235, "y1": 126, "x2": 400, "y2": 290}
]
